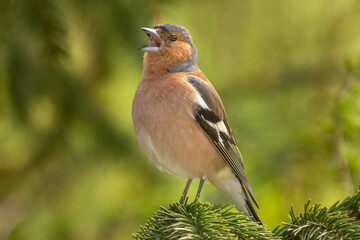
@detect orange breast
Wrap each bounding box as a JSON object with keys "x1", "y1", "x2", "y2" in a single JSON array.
[{"x1": 132, "y1": 72, "x2": 226, "y2": 179}]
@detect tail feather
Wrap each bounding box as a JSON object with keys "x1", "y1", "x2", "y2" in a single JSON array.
[
  {"x1": 243, "y1": 186, "x2": 262, "y2": 224},
  {"x1": 208, "y1": 167, "x2": 262, "y2": 224}
]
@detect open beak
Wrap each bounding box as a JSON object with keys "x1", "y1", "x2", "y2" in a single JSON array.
[{"x1": 140, "y1": 27, "x2": 161, "y2": 52}]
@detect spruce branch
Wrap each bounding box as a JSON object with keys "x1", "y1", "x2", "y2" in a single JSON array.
[
  {"x1": 329, "y1": 189, "x2": 360, "y2": 219},
  {"x1": 134, "y1": 189, "x2": 360, "y2": 239},
  {"x1": 274, "y1": 190, "x2": 360, "y2": 240},
  {"x1": 133, "y1": 198, "x2": 279, "y2": 240}
]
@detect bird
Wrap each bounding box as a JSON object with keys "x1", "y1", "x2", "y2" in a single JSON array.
[{"x1": 132, "y1": 23, "x2": 262, "y2": 223}]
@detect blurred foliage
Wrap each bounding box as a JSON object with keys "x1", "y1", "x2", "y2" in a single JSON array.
[{"x1": 0, "y1": 0, "x2": 359, "y2": 239}]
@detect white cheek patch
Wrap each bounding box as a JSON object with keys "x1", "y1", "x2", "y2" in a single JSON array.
[{"x1": 194, "y1": 93, "x2": 209, "y2": 109}]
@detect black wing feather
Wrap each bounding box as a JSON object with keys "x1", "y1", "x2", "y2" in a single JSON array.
[{"x1": 188, "y1": 74, "x2": 259, "y2": 209}]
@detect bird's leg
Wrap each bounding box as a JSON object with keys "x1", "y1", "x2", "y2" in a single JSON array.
[
  {"x1": 195, "y1": 178, "x2": 205, "y2": 199},
  {"x1": 180, "y1": 179, "x2": 192, "y2": 203}
]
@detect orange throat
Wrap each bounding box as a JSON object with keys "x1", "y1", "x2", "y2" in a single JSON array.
[{"x1": 142, "y1": 42, "x2": 193, "y2": 76}]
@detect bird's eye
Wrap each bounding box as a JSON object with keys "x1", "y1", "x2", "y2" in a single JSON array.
[{"x1": 170, "y1": 35, "x2": 177, "y2": 42}]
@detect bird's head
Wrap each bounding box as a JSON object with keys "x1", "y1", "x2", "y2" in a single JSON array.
[{"x1": 140, "y1": 23, "x2": 198, "y2": 74}]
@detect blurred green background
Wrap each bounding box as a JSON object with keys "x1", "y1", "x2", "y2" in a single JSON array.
[{"x1": 1, "y1": 0, "x2": 360, "y2": 239}]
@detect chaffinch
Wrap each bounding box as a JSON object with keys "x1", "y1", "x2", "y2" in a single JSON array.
[{"x1": 132, "y1": 23, "x2": 261, "y2": 223}]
